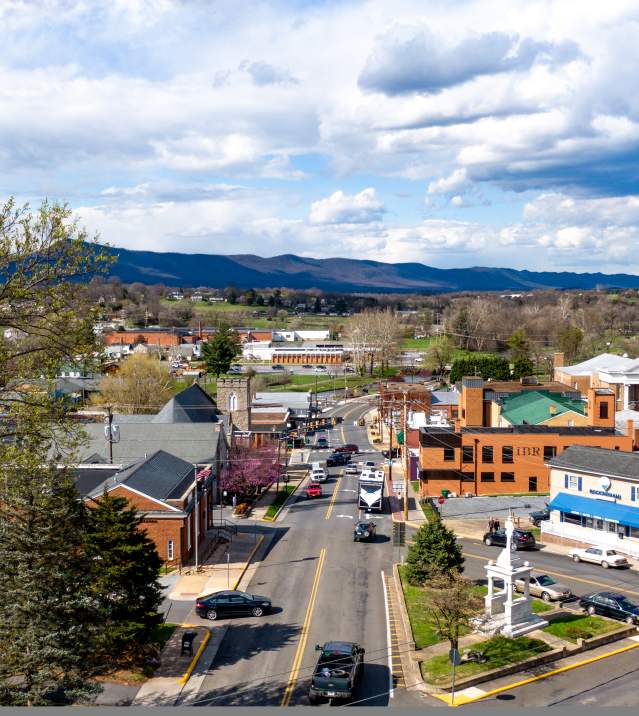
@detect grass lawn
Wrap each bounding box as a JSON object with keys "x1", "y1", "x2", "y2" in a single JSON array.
[
  {"x1": 543, "y1": 614, "x2": 621, "y2": 642},
  {"x1": 398, "y1": 566, "x2": 443, "y2": 649},
  {"x1": 421, "y1": 635, "x2": 551, "y2": 686},
  {"x1": 473, "y1": 584, "x2": 553, "y2": 614},
  {"x1": 264, "y1": 484, "x2": 296, "y2": 519},
  {"x1": 151, "y1": 622, "x2": 179, "y2": 650},
  {"x1": 265, "y1": 374, "x2": 378, "y2": 393},
  {"x1": 402, "y1": 337, "x2": 435, "y2": 350}
]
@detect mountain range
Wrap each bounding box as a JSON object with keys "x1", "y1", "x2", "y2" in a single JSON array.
[{"x1": 101, "y1": 245, "x2": 639, "y2": 293}]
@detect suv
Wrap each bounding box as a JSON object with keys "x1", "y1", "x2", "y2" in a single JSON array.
[
  {"x1": 327, "y1": 452, "x2": 350, "y2": 467},
  {"x1": 305, "y1": 483, "x2": 322, "y2": 499},
  {"x1": 316, "y1": 437, "x2": 329, "y2": 449},
  {"x1": 483, "y1": 528, "x2": 537, "y2": 551},
  {"x1": 579, "y1": 591, "x2": 639, "y2": 624},
  {"x1": 529, "y1": 508, "x2": 550, "y2": 526},
  {"x1": 334, "y1": 444, "x2": 359, "y2": 454}
]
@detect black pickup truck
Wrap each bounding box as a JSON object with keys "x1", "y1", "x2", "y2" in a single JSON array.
[{"x1": 308, "y1": 641, "x2": 365, "y2": 704}]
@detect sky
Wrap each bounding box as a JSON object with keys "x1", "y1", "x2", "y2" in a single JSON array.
[{"x1": 2, "y1": 0, "x2": 639, "y2": 273}]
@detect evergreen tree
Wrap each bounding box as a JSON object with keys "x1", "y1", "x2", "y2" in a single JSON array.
[
  {"x1": 202, "y1": 323, "x2": 241, "y2": 377},
  {"x1": 512, "y1": 356, "x2": 535, "y2": 379},
  {"x1": 85, "y1": 492, "x2": 163, "y2": 666},
  {"x1": 507, "y1": 328, "x2": 531, "y2": 361},
  {"x1": 404, "y1": 518, "x2": 464, "y2": 586},
  {"x1": 0, "y1": 450, "x2": 100, "y2": 706}
]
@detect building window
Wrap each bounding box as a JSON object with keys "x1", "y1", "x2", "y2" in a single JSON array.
[
  {"x1": 562, "y1": 511, "x2": 581, "y2": 526},
  {"x1": 443, "y1": 447, "x2": 455, "y2": 461},
  {"x1": 599, "y1": 402, "x2": 609, "y2": 419},
  {"x1": 500, "y1": 472, "x2": 515, "y2": 482},
  {"x1": 480, "y1": 472, "x2": 495, "y2": 482},
  {"x1": 607, "y1": 521, "x2": 617, "y2": 533},
  {"x1": 543, "y1": 446, "x2": 556, "y2": 461},
  {"x1": 565, "y1": 474, "x2": 582, "y2": 491},
  {"x1": 462, "y1": 446, "x2": 474, "y2": 464},
  {"x1": 482, "y1": 446, "x2": 493, "y2": 463},
  {"x1": 529, "y1": 476, "x2": 537, "y2": 492},
  {"x1": 502, "y1": 446, "x2": 513, "y2": 463},
  {"x1": 167, "y1": 539, "x2": 174, "y2": 561},
  {"x1": 228, "y1": 392, "x2": 238, "y2": 411}
]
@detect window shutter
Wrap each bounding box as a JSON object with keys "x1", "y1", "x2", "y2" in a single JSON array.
[
  {"x1": 564, "y1": 474, "x2": 569, "y2": 489},
  {"x1": 632, "y1": 486, "x2": 637, "y2": 502},
  {"x1": 578, "y1": 477, "x2": 582, "y2": 492}
]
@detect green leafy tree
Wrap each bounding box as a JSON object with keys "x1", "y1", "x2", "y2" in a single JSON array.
[
  {"x1": 0, "y1": 449, "x2": 100, "y2": 706},
  {"x1": 557, "y1": 325, "x2": 584, "y2": 363},
  {"x1": 512, "y1": 356, "x2": 535, "y2": 379},
  {"x1": 202, "y1": 323, "x2": 241, "y2": 377},
  {"x1": 507, "y1": 328, "x2": 530, "y2": 361},
  {"x1": 449, "y1": 355, "x2": 511, "y2": 384},
  {"x1": 424, "y1": 335, "x2": 455, "y2": 376},
  {"x1": 85, "y1": 492, "x2": 163, "y2": 667},
  {"x1": 404, "y1": 518, "x2": 464, "y2": 586}
]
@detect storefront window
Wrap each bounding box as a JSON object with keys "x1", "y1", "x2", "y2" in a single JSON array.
[
  {"x1": 607, "y1": 521, "x2": 617, "y2": 533},
  {"x1": 630, "y1": 527, "x2": 639, "y2": 539},
  {"x1": 562, "y1": 511, "x2": 581, "y2": 525},
  {"x1": 595, "y1": 519, "x2": 604, "y2": 531}
]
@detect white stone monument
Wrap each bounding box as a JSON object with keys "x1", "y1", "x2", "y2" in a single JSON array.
[{"x1": 479, "y1": 515, "x2": 548, "y2": 638}]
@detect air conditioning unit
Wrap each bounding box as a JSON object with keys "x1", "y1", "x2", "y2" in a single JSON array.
[{"x1": 464, "y1": 492, "x2": 474, "y2": 498}]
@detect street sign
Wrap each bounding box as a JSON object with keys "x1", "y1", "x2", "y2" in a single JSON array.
[
  {"x1": 392, "y1": 481, "x2": 404, "y2": 492},
  {"x1": 438, "y1": 496, "x2": 445, "y2": 505},
  {"x1": 449, "y1": 648, "x2": 461, "y2": 666}
]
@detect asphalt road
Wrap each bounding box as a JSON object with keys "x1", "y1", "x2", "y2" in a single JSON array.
[
  {"x1": 459, "y1": 537, "x2": 639, "y2": 605},
  {"x1": 193, "y1": 397, "x2": 431, "y2": 708}
]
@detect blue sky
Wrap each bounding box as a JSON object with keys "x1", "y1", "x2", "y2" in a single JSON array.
[{"x1": 2, "y1": 0, "x2": 639, "y2": 273}]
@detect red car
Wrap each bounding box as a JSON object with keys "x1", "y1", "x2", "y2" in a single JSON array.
[
  {"x1": 334, "y1": 444, "x2": 359, "y2": 454},
  {"x1": 305, "y1": 484, "x2": 322, "y2": 499}
]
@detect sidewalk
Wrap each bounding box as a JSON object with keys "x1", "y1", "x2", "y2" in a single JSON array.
[{"x1": 167, "y1": 528, "x2": 266, "y2": 600}]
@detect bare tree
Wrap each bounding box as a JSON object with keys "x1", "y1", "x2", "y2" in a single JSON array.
[{"x1": 423, "y1": 572, "x2": 484, "y2": 652}]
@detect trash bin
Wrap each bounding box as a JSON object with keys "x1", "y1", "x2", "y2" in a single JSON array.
[
  {"x1": 181, "y1": 630, "x2": 197, "y2": 656},
  {"x1": 441, "y1": 489, "x2": 450, "y2": 498}
]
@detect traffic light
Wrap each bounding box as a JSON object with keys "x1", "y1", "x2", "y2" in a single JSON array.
[{"x1": 392, "y1": 521, "x2": 406, "y2": 546}]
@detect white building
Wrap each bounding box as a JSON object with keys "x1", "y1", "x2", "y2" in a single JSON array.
[
  {"x1": 242, "y1": 340, "x2": 274, "y2": 361},
  {"x1": 543, "y1": 445, "x2": 639, "y2": 558},
  {"x1": 272, "y1": 329, "x2": 330, "y2": 342}
]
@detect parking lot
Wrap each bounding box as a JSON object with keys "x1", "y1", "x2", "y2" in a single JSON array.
[{"x1": 439, "y1": 494, "x2": 549, "y2": 520}]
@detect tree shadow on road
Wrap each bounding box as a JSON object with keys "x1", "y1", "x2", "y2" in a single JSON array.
[{"x1": 210, "y1": 620, "x2": 301, "y2": 670}]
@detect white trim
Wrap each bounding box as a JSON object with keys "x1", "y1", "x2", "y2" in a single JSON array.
[{"x1": 86, "y1": 482, "x2": 182, "y2": 512}]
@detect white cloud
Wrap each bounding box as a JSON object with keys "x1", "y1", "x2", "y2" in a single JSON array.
[
  {"x1": 309, "y1": 188, "x2": 386, "y2": 225},
  {"x1": 427, "y1": 168, "x2": 469, "y2": 194}
]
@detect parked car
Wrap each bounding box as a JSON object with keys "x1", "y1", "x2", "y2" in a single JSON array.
[
  {"x1": 302, "y1": 364, "x2": 313, "y2": 369},
  {"x1": 334, "y1": 444, "x2": 359, "y2": 454},
  {"x1": 195, "y1": 590, "x2": 272, "y2": 621},
  {"x1": 271, "y1": 364, "x2": 285, "y2": 371},
  {"x1": 579, "y1": 591, "x2": 639, "y2": 624},
  {"x1": 483, "y1": 528, "x2": 537, "y2": 550},
  {"x1": 316, "y1": 437, "x2": 329, "y2": 449},
  {"x1": 514, "y1": 574, "x2": 572, "y2": 601},
  {"x1": 309, "y1": 641, "x2": 365, "y2": 704},
  {"x1": 314, "y1": 365, "x2": 327, "y2": 373},
  {"x1": 569, "y1": 546, "x2": 629, "y2": 568},
  {"x1": 344, "y1": 366, "x2": 356, "y2": 373},
  {"x1": 305, "y1": 484, "x2": 323, "y2": 499},
  {"x1": 353, "y1": 521, "x2": 377, "y2": 542},
  {"x1": 529, "y1": 508, "x2": 550, "y2": 526}
]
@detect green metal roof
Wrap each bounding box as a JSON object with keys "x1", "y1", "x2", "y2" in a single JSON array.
[{"x1": 499, "y1": 390, "x2": 586, "y2": 426}]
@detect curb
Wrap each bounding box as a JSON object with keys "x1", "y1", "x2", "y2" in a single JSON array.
[
  {"x1": 231, "y1": 535, "x2": 265, "y2": 590},
  {"x1": 179, "y1": 630, "x2": 211, "y2": 685},
  {"x1": 261, "y1": 478, "x2": 304, "y2": 522}
]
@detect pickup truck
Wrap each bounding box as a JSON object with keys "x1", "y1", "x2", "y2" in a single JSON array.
[{"x1": 309, "y1": 641, "x2": 364, "y2": 704}]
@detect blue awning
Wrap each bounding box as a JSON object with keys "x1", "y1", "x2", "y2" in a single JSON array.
[{"x1": 549, "y1": 492, "x2": 639, "y2": 529}]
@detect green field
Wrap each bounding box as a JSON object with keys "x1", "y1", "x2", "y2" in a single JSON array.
[
  {"x1": 543, "y1": 614, "x2": 621, "y2": 642},
  {"x1": 401, "y1": 337, "x2": 435, "y2": 350},
  {"x1": 421, "y1": 635, "x2": 551, "y2": 686}
]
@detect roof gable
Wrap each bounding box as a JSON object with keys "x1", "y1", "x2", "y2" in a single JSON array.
[
  {"x1": 153, "y1": 383, "x2": 219, "y2": 423},
  {"x1": 500, "y1": 390, "x2": 585, "y2": 426}
]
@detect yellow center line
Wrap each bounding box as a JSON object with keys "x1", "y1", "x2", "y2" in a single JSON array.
[
  {"x1": 281, "y1": 548, "x2": 326, "y2": 707},
  {"x1": 463, "y1": 551, "x2": 639, "y2": 597},
  {"x1": 325, "y1": 476, "x2": 342, "y2": 520}
]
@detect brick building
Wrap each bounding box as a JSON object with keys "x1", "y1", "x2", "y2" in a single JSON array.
[
  {"x1": 104, "y1": 327, "x2": 194, "y2": 347},
  {"x1": 417, "y1": 375, "x2": 635, "y2": 497},
  {"x1": 81, "y1": 450, "x2": 215, "y2": 566}
]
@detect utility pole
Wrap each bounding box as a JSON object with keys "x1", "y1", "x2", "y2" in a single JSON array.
[
  {"x1": 193, "y1": 463, "x2": 200, "y2": 572},
  {"x1": 276, "y1": 433, "x2": 281, "y2": 496},
  {"x1": 388, "y1": 413, "x2": 393, "y2": 489},
  {"x1": 403, "y1": 392, "x2": 409, "y2": 521},
  {"x1": 106, "y1": 405, "x2": 113, "y2": 464}
]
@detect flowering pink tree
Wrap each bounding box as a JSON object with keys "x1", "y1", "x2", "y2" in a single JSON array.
[{"x1": 220, "y1": 442, "x2": 280, "y2": 498}]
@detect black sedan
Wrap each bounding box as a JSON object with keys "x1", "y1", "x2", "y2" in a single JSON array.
[
  {"x1": 483, "y1": 528, "x2": 537, "y2": 551},
  {"x1": 579, "y1": 591, "x2": 639, "y2": 625},
  {"x1": 195, "y1": 590, "x2": 272, "y2": 621},
  {"x1": 327, "y1": 452, "x2": 351, "y2": 467},
  {"x1": 353, "y1": 521, "x2": 377, "y2": 542}
]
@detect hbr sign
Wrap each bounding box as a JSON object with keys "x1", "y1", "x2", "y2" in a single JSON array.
[{"x1": 515, "y1": 447, "x2": 541, "y2": 457}]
